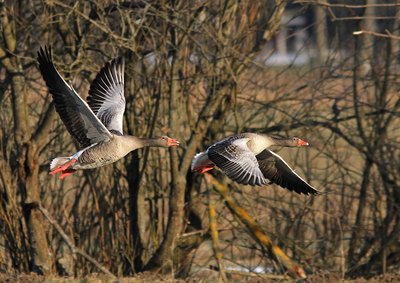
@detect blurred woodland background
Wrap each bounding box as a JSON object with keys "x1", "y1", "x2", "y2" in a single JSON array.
[{"x1": 1, "y1": 0, "x2": 400, "y2": 281}]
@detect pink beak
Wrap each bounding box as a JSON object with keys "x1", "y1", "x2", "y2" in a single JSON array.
[
  {"x1": 297, "y1": 139, "x2": 309, "y2": 146},
  {"x1": 167, "y1": 137, "x2": 180, "y2": 147}
]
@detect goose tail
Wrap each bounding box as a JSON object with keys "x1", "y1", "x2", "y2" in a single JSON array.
[
  {"x1": 50, "y1": 157, "x2": 71, "y2": 171},
  {"x1": 191, "y1": 152, "x2": 215, "y2": 173}
]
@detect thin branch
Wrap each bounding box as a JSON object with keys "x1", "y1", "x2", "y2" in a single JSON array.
[
  {"x1": 331, "y1": 16, "x2": 398, "y2": 21},
  {"x1": 38, "y1": 205, "x2": 117, "y2": 279},
  {"x1": 353, "y1": 30, "x2": 400, "y2": 41}
]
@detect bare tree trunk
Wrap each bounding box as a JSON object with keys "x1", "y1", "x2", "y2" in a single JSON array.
[
  {"x1": 208, "y1": 190, "x2": 227, "y2": 282},
  {"x1": 10, "y1": 61, "x2": 52, "y2": 276},
  {"x1": 145, "y1": 11, "x2": 186, "y2": 270},
  {"x1": 126, "y1": 151, "x2": 144, "y2": 273},
  {"x1": 347, "y1": 158, "x2": 373, "y2": 268},
  {"x1": 314, "y1": 4, "x2": 329, "y2": 63},
  {"x1": 0, "y1": 2, "x2": 52, "y2": 275},
  {"x1": 391, "y1": 1, "x2": 400, "y2": 69},
  {"x1": 125, "y1": 59, "x2": 146, "y2": 273},
  {"x1": 358, "y1": 0, "x2": 376, "y2": 76}
]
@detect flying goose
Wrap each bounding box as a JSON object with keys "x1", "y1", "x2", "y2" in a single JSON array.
[
  {"x1": 37, "y1": 46, "x2": 179, "y2": 179},
  {"x1": 191, "y1": 133, "x2": 318, "y2": 195}
]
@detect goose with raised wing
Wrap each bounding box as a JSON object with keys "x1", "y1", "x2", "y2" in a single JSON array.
[
  {"x1": 191, "y1": 133, "x2": 318, "y2": 195},
  {"x1": 37, "y1": 46, "x2": 179, "y2": 179}
]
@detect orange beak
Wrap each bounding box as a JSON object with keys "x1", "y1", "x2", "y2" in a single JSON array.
[
  {"x1": 297, "y1": 139, "x2": 309, "y2": 146},
  {"x1": 167, "y1": 137, "x2": 180, "y2": 147}
]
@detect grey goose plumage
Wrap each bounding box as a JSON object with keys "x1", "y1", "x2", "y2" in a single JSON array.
[
  {"x1": 38, "y1": 46, "x2": 112, "y2": 148},
  {"x1": 38, "y1": 46, "x2": 180, "y2": 179},
  {"x1": 87, "y1": 57, "x2": 125, "y2": 135},
  {"x1": 192, "y1": 133, "x2": 319, "y2": 195}
]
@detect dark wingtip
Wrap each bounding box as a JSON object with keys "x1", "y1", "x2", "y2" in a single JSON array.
[
  {"x1": 299, "y1": 187, "x2": 322, "y2": 196},
  {"x1": 37, "y1": 45, "x2": 52, "y2": 65},
  {"x1": 310, "y1": 188, "x2": 327, "y2": 196}
]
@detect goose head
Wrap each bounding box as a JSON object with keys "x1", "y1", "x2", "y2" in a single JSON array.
[
  {"x1": 160, "y1": 136, "x2": 180, "y2": 147},
  {"x1": 291, "y1": 137, "x2": 309, "y2": 147}
]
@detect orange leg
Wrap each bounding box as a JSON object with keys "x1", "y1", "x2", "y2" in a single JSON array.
[
  {"x1": 59, "y1": 169, "x2": 76, "y2": 179},
  {"x1": 197, "y1": 165, "x2": 215, "y2": 174},
  {"x1": 50, "y1": 159, "x2": 77, "y2": 175}
]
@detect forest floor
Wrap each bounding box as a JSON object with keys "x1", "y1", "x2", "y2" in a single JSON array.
[{"x1": 2, "y1": 271, "x2": 400, "y2": 283}]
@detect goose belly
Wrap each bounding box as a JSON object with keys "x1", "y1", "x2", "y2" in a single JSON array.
[{"x1": 73, "y1": 141, "x2": 131, "y2": 170}]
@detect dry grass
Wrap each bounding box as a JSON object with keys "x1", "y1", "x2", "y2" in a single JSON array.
[{"x1": 2, "y1": 271, "x2": 400, "y2": 283}]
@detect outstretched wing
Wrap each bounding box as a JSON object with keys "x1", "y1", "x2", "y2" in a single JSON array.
[
  {"x1": 256, "y1": 149, "x2": 319, "y2": 195},
  {"x1": 207, "y1": 137, "x2": 267, "y2": 186},
  {"x1": 87, "y1": 58, "x2": 125, "y2": 135},
  {"x1": 37, "y1": 46, "x2": 112, "y2": 148}
]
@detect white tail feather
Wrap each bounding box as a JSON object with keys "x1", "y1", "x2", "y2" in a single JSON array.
[{"x1": 50, "y1": 157, "x2": 70, "y2": 171}]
